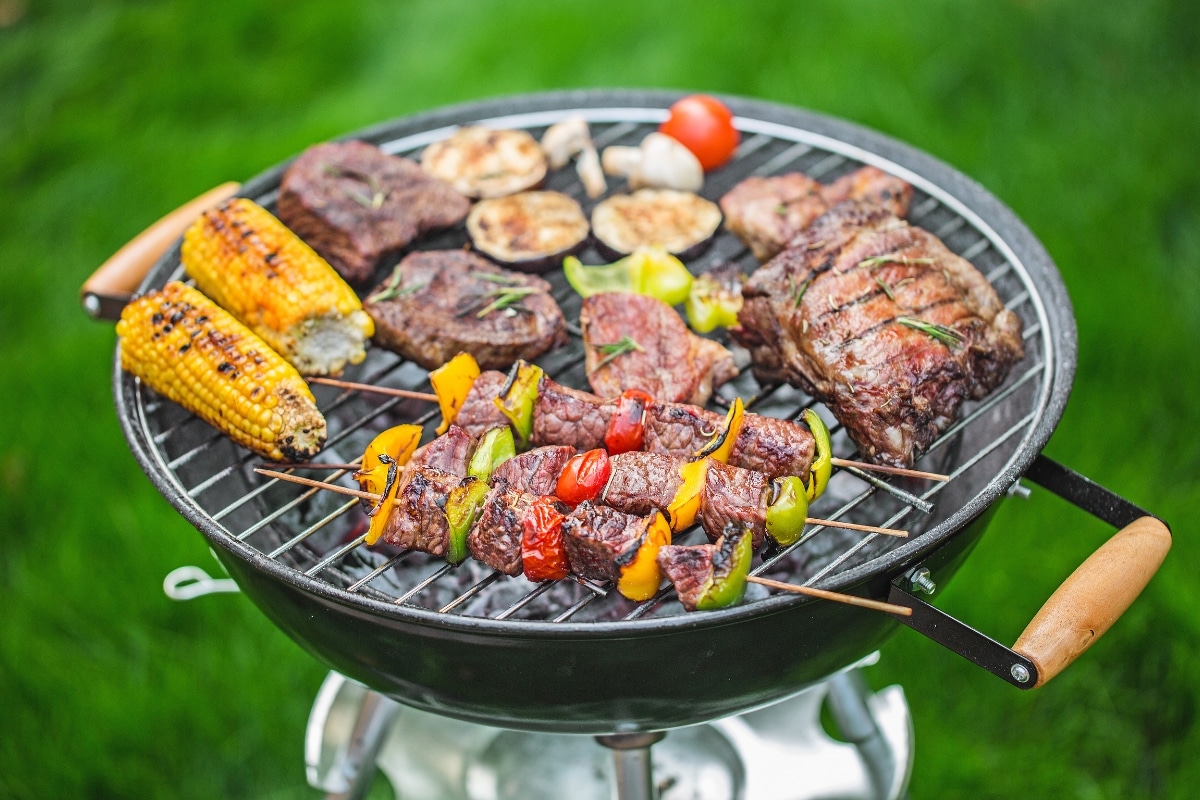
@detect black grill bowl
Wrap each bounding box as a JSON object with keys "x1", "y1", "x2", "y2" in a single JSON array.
[{"x1": 115, "y1": 90, "x2": 1076, "y2": 734}]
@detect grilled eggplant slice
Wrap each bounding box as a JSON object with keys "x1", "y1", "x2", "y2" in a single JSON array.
[
  {"x1": 591, "y1": 189, "x2": 722, "y2": 260},
  {"x1": 421, "y1": 126, "x2": 547, "y2": 199},
  {"x1": 466, "y1": 191, "x2": 589, "y2": 272}
]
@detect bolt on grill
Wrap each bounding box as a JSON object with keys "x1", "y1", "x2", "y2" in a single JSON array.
[{"x1": 127, "y1": 107, "x2": 1053, "y2": 625}]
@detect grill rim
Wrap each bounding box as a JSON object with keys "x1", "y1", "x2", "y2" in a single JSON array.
[{"x1": 114, "y1": 88, "x2": 1077, "y2": 638}]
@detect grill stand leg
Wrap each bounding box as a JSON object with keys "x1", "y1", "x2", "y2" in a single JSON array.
[
  {"x1": 595, "y1": 732, "x2": 667, "y2": 800},
  {"x1": 826, "y1": 670, "x2": 896, "y2": 800}
]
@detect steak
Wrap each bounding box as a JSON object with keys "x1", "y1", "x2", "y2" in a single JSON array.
[
  {"x1": 490, "y1": 445, "x2": 577, "y2": 496},
  {"x1": 562, "y1": 502, "x2": 649, "y2": 584},
  {"x1": 380, "y1": 465, "x2": 459, "y2": 556},
  {"x1": 365, "y1": 250, "x2": 567, "y2": 370},
  {"x1": 455, "y1": 371, "x2": 510, "y2": 437},
  {"x1": 409, "y1": 425, "x2": 475, "y2": 476},
  {"x1": 469, "y1": 488, "x2": 535, "y2": 576},
  {"x1": 734, "y1": 201, "x2": 1024, "y2": 467},
  {"x1": 532, "y1": 378, "x2": 613, "y2": 451},
  {"x1": 277, "y1": 140, "x2": 470, "y2": 284},
  {"x1": 581, "y1": 293, "x2": 737, "y2": 405},
  {"x1": 697, "y1": 460, "x2": 769, "y2": 547},
  {"x1": 599, "y1": 452, "x2": 682, "y2": 518},
  {"x1": 720, "y1": 166, "x2": 912, "y2": 261}
]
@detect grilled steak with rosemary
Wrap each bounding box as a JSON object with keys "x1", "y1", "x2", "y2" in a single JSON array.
[
  {"x1": 580, "y1": 292, "x2": 737, "y2": 405},
  {"x1": 734, "y1": 200, "x2": 1024, "y2": 467},
  {"x1": 720, "y1": 166, "x2": 912, "y2": 262},
  {"x1": 277, "y1": 140, "x2": 470, "y2": 284},
  {"x1": 364, "y1": 250, "x2": 567, "y2": 370}
]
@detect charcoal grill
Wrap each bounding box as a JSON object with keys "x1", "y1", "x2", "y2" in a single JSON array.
[{"x1": 90, "y1": 91, "x2": 1168, "y2": 752}]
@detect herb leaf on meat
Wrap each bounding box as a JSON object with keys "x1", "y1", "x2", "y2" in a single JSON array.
[
  {"x1": 590, "y1": 335, "x2": 645, "y2": 372},
  {"x1": 896, "y1": 316, "x2": 964, "y2": 348}
]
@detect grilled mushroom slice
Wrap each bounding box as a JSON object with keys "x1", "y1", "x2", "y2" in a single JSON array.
[
  {"x1": 467, "y1": 191, "x2": 590, "y2": 272},
  {"x1": 421, "y1": 126, "x2": 548, "y2": 199},
  {"x1": 591, "y1": 189, "x2": 722, "y2": 260}
]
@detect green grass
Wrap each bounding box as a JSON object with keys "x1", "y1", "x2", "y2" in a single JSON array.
[{"x1": 1, "y1": 1, "x2": 1197, "y2": 797}]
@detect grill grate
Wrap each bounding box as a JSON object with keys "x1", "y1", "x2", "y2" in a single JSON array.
[{"x1": 128, "y1": 107, "x2": 1053, "y2": 624}]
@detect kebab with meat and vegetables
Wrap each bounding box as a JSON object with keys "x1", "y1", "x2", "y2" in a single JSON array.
[
  {"x1": 181, "y1": 197, "x2": 375, "y2": 377},
  {"x1": 733, "y1": 200, "x2": 1025, "y2": 468},
  {"x1": 363, "y1": 249, "x2": 567, "y2": 371},
  {"x1": 276, "y1": 140, "x2": 471, "y2": 285},
  {"x1": 720, "y1": 165, "x2": 913, "y2": 262}
]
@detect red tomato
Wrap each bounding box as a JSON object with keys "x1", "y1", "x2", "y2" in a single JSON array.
[
  {"x1": 521, "y1": 497, "x2": 570, "y2": 582},
  {"x1": 555, "y1": 449, "x2": 612, "y2": 506},
  {"x1": 659, "y1": 95, "x2": 740, "y2": 171},
  {"x1": 604, "y1": 389, "x2": 654, "y2": 455}
]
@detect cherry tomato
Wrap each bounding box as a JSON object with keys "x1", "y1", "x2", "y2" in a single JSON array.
[
  {"x1": 521, "y1": 497, "x2": 570, "y2": 582},
  {"x1": 604, "y1": 388, "x2": 654, "y2": 455},
  {"x1": 659, "y1": 95, "x2": 740, "y2": 171},
  {"x1": 555, "y1": 449, "x2": 612, "y2": 506}
]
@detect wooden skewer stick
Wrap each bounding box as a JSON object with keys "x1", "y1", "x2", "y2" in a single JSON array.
[
  {"x1": 830, "y1": 457, "x2": 948, "y2": 482},
  {"x1": 805, "y1": 517, "x2": 907, "y2": 538},
  {"x1": 307, "y1": 376, "x2": 438, "y2": 403},
  {"x1": 255, "y1": 469, "x2": 908, "y2": 538},
  {"x1": 260, "y1": 462, "x2": 364, "y2": 472},
  {"x1": 747, "y1": 576, "x2": 912, "y2": 616},
  {"x1": 305, "y1": 377, "x2": 947, "y2": 482}
]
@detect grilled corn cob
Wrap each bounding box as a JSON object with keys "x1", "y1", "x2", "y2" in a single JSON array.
[
  {"x1": 182, "y1": 197, "x2": 374, "y2": 376},
  {"x1": 117, "y1": 281, "x2": 327, "y2": 462}
]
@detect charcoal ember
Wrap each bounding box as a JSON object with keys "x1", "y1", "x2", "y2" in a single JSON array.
[{"x1": 277, "y1": 140, "x2": 470, "y2": 283}]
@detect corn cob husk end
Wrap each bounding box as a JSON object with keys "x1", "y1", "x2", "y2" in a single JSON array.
[{"x1": 117, "y1": 281, "x2": 327, "y2": 462}]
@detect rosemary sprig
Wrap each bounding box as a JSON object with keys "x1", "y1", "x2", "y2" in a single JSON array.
[
  {"x1": 876, "y1": 276, "x2": 895, "y2": 301},
  {"x1": 896, "y1": 316, "x2": 963, "y2": 348},
  {"x1": 790, "y1": 275, "x2": 811, "y2": 308},
  {"x1": 323, "y1": 164, "x2": 388, "y2": 209},
  {"x1": 474, "y1": 287, "x2": 539, "y2": 318},
  {"x1": 858, "y1": 254, "x2": 936, "y2": 269},
  {"x1": 590, "y1": 336, "x2": 644, "y2": 372},
  {"x1": 473, "y1": 272, "x2": 525, "y2": 285},
  {"x1": 367, "y1": 268, "x2": 425, "y2": 303}
]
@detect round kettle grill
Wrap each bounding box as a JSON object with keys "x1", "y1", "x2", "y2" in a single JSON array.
[{"x1": 86, "y1": 91, "x2": 1169, "y2": 777}]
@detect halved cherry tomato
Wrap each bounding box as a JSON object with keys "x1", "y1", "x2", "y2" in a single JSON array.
[
  {"x1": 555, "y1": 449, "x2": 612, "y2": 507},
  {"x1": 521, "y1": 497, "x2": 570, "y2": 582},
  {"x1": 659, "y1": 95, "x2": 740, "y2": 171},
  {"x1": 605, "y1": 388, "x2": 654, "y2": 454}
]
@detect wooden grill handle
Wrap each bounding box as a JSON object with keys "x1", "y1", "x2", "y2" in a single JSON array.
[
  {"x1": 80, "y1": 181, "x2": 241, "y2": 321},
  {"x1": 1013, "y1": 515, "x2": 1170, "y2": 688}
]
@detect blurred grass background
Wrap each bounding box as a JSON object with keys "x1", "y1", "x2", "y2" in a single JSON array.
[{"x1": 1, "y1": 0, "x2": 1197, "y2": 797}]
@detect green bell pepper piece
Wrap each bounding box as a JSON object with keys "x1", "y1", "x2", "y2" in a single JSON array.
[
  {"x1": 563, "y1": 247, "x2": 693, "y2": 306},
  {"x1": 445, "y1": 478, "x2": 490, "y2": 565},
  {"x1": 493, "y1": 360, "x2": 544, "y2": 446},
  {"x1": 685, "y1": 273, "x2": 743, "y2": 333},
  {"x1": 695, "y1": 528, "x2": 754, "y2": 610},
  {"x1": 765, "y1": 475, "x2": 810, "y2": 546},
  {"x1": 468, "y1": 426, "x2": 516, "y2": 483}
]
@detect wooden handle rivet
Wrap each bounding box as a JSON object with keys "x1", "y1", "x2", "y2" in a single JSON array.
[{"x1": 1011, "y1": 664, "x2": 1031, "y2": 683}]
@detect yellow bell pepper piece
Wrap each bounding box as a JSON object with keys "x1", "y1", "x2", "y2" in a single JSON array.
[
  {"x1": 430, "y1": 352, "x2": 481, "y2": 435},
  {"x1": 355, "y1": 424, "x2": 422, "y2": 496},
  {"x1": 666, "y1": 457, "x2": 710, "y2": 532},
  {"x1": 617, "y1": 511, "x2": 673, "y2": 601},
  {"x1": 694, "y1": 398, "x2": 745, "y2": 464}
]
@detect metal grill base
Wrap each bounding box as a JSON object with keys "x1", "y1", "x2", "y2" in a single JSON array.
[{"x1": 306, "y1": 655, "x2": 912, "y2": 800}]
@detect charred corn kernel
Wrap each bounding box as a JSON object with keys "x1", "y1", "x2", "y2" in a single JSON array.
[
  {"x1": 182, "y1": 197, "x2": 374, "y2": 376},
  {"x1": 117, "y1": 282, "x2": 327, "y2": 462}
]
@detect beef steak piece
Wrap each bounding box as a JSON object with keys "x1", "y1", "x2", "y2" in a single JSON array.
[
  {"x1": 599, "y1": 452, "x2": 682, "y2": 518},
  {"x1": 697, "y1": 460, "x2": 769, "y2": 547},
  {"x1": 734, "y1": 200, "x2": 1024, "y2": 467},
  {"x1": 581, "y1": 292, "x2": 737, "y2": 405},
  {"x1": 719, "y1": 166, "x2": 912, "y2": 262},
  {"x1": 277, "y1": 140, "x2": 470, "y2": 284},
  {"x1": 469, "y1": 488, "x2": 536, "y2": 576},
  {"x1": 490, "y1": 445, "x2": 577, "y2": 496},
  {"x1": 562, "y1": 502, "x2": 651, "y2": 584},
  {"x1": 380, "y1": 465, "x2": 460, "y2": 556},
  {"x1": 365, "y1": 250, "x2": 567, "y2": 370},
  {"x1": 409, "y1": 425, "x2": 475, "y2": 476}
]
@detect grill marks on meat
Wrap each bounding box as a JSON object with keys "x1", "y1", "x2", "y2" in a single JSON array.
[
  {"x1": 734, "y1": 201, "x2": 1024, "y2": 467},
  {"x1": 532, "y1": 379, "x2": 612, "y2": 450},
  {"x1": 581, "y1": 293, "x2": 737, "y2": 405},
  {"x1": 720, "y1": 166, "x2": 912, "y2": 262},
  {"x1": 600, "y1": 452, "x2": 682, "y2": 518},
  {"x1": 490, "y1": 445, "x2": 577, "y2": 496},
  {"x1": 277, "y1": 141, "x2": 470, "y2": 284},
  {"x1": 562, "y1": 502, "x2": 650, "y2": 584},
  {"x1": 697, "y1": 460, "x2": 769, "y2": 547},
  {"x1": 380, "y1": 465, "x2": 460, "y2": 556},
  {"x1": 409, "y1": 425, "x2": 475, "y2": 476},
  {"x1": 469, "y1": 488, "x2": 535, "y2": 576},
  {"x1": 365, "y1": 250, "x2": 567, "y2": 370}
]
